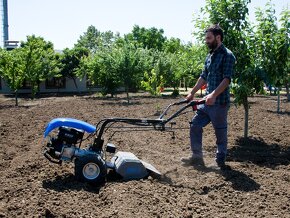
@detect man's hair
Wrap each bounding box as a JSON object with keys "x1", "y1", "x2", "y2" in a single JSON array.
[{"x1": 205, "y1": 24, "x2": 224, "y2": 42}]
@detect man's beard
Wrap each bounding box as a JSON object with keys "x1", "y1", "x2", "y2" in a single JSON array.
[{"x1": 207, "y1": 39, "x2": 218, "y2": 50}]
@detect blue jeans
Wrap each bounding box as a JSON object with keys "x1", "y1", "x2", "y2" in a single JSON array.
[{"x1": 190, "y1": 104, "x2": 229, "y2": 163}]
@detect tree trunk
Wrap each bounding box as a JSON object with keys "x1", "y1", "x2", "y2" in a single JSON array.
[
  {"x1": 243, "y1": 97, "x2": 249, "y2": 138},
  {"x1": 15, "y1": 90, "x2": 18, "y2": 106},
  {"x1": 72, "y1": 77, "x2": 80, "y2": 93},
  {"x1": 277, "y1": 88, "x2": 280, "y2": 113},
  {"x1": 126, "y1": 86, "x2": 130, "y2": 104},
  {"x1": 36, "y1": 81, "x2": 41, "y2": 98},
  {"x1": 31, "y1": 83, "x2": 35, "y2": 99},
  {"x1": 286, "y1": 82, "x2": 290, "y2": 102},
  {"x1": 126, "y1": 91, "x2": 130, "y2": 104}
]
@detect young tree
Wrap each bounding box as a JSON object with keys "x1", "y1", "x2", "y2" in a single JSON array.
[
  {"x1": 141, "y1": 50, "x2": 178, "y2": 95},
  {"x1": 0, "y1": 48, "x2": 25, "y2": 106},
  {"x1": 21, "y1": 35, "x2": 61, "y2": 98},
  {"x1": 59, "y1": 47, "x2": 89, "y2": 92},
  {"x1": 277, "y1": 8, "x2": 290, "y2": 102},
  {"x1": 113, "y1": 42, "x2": 150, "y2": 103},
  {"x1": 193, "y1": 0, "x2": 264, "y2": 138},
  {"x1": 162, "y1": 39, "x2": 206, "y2": 93},
  {"x1": 80, "y1": 46, "x2": 121, "y2": 97},
  {"x1": 255, "y1": 3, "x2": 289, "y2": 112},
  {"x1": 176, "y1": 43, "x2": 207, "y2": 92}
]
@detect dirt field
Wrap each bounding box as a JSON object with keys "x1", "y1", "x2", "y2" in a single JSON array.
[{"x1": 0, "y1": 93, "x2": 289, "y2": 218}]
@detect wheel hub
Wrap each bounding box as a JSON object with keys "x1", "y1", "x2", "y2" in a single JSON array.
[{"x1": 83, "y1": 163, "x2": 100, "y2": 180}]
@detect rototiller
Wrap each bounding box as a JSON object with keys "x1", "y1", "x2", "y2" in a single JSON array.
[{"x1": 43, "y1": 99, "x2": 205, "y2": 185}]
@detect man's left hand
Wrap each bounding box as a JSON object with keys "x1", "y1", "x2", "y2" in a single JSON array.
[{"x1": 205, "y1": 93, "x2": 216, "y2": 105}]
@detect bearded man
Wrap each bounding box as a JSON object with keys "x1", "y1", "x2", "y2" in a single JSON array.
[{"x1": 182, "y1": 24, "x2": 236, "y2": 169}]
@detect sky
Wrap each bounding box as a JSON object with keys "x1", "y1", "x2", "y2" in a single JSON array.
[{"x1": 3, "y1": 0, "x2": 289, "y2": 50}]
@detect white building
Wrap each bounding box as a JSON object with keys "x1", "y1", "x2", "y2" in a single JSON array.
[{"x1": 0, "y1": 76, "x2": 102, "y2": 94}]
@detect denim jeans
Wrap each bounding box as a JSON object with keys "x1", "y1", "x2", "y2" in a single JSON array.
[{"x1": 190, "y1": 104, "x2": 229, "y2": 163}]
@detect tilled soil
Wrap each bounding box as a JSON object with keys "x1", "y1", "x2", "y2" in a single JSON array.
[{"x1": 0, "y1": 93, "x2": 289, "y2": 218}]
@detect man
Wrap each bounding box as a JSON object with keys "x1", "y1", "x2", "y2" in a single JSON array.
[{"x1": 182, "y1": 24, "x2": 235, "y2": 168}]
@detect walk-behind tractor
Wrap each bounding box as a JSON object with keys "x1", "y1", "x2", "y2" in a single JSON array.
[{"x1": 43, "y1": 99, "x2": 205, "y2": 185}]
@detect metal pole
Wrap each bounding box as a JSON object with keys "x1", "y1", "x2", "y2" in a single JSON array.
[{"x1": 3, "y1": 0, "x2": 8, "y2": 46}]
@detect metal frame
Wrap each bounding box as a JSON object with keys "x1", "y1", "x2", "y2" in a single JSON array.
[{"x1": 91, "y1": 99, "x2": 205, "y2": 151}]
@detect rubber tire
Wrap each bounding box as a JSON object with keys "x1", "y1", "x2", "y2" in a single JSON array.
[{"x1": 74, "y1": 154, "x2": 107, "y2": 186}]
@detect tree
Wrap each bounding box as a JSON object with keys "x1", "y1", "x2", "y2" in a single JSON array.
[
  {"x1": 141, "y1": 50, "x2": 178, "y2": 95},
  {"x1": 176, "y1": 43, "x2": 207, "y2": 92},
  {"x1": 0, "y1": 48, "x2": 25, "y2": 106},
  {"x1": 81, "y1": 46, "x2": 121, "y2": 97},
  {"x1": 60, "y1": 47, "x2": 89, "y2": 92},
  {"x1": 277, "y1": 8, "x2": 290, "y2": 102},
  {"x1": 125, "y1": 25, "x2": 166, "y2": 51},
  {"x1": 113, "y1": 43, "x2": 150, "y2": 103},
  {"x1": 84, "y1": 40, "x2": 151, "y2": 102},
  {"x1": 163, "y1": 37, "x2": 183, "y2": 54},
  {"x1": 157, "y1": 52, "x2": 177, "y2": 89},
  {"x1": 194, "y1": 0, "x2": 264, "y2": 138},
  {"x1": 21, "y1": 35, "x2": 61, "y2": 98},
  {"x1": 162, "y1": 38, "x2": 207, "y2": 93},
  {"x1": 255, "y1": 3, "x2": 289, "y2": 112},
  {"x1": 76, "y1": 25, "x2": 115, "y2": 54},
  {"x1": 141, "y1": 69, "x2": 164, "y2": 96}
]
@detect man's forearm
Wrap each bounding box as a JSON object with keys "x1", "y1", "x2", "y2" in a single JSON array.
[
  {"x1": 191, "y1": 77, "x2": 207, "y2": 95},
  {"x1": 211, "y1": 78, "x2": 230, "y2": 98},
  {"x1": 205, "y1": 78, "x2": 230, "y2": 105}
]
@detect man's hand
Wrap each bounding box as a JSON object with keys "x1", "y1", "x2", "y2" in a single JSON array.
[
  {"x1": 205, "y1": 92, "x2": 216, "y2": 105},
  {"x1": 186, "y1": 77, "x2": 207, "y2": 103},
  {"x1": 205, "y1": 78, "x2": 230, "y2": 105},
  {"x1": 186, "y1": 92, "x2": 194, "y2": 102}
]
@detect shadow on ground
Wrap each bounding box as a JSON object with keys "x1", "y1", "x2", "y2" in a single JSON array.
[
  {"x1": 42, "y1": 170, "x2": 126, "y2": 193},
  {"x1": 227, "y1": 137, "x2": 290, "y2": 168},
  {"x1": 42, "y1": 174, "x2": 102, "y2": 193},
  {"x1": 161, "y1": 164, "x2": 260, "y2": 193},
  {"x1": 266, "y1": 109, "x2": 290, "y2": 116},
  {"x1": 220, "y1": 168, "x2": 260, "y2": 191}
]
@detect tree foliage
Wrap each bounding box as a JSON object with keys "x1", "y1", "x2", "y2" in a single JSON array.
[
  {"x1": 141, "y1": 50, "x2": 173, "y2": 95},
  {"x1": 255, "y1": 3, "x2": 279, "y2": 86},
  {"x1": 76, "y1": 25, "x2": 116, "y2": 54},
  {"x1": 194, "y1": 0, "x2": 265, "y2": 138},
  {"x1": 20, "y1": 35, "x2": 61, "y2": 97},
  {"x1": 0, "y1": 5, "x2": 288, "y2": 111},
  {"x1": 278, "y1": 8, "x2": 290, "y2": 101},
  {"x1": 0, "y1": 48, "x2": 26, "y2": 105},
  {"x1": 254, "y1": 3, "x2": 290, "y2": 111},
  {"x1": 176, "y1": 44, "x2": 207, "y2": 89},
  {"x1": 60, "y1": 47, "x2": 89, "y2": 91},
  {"x1": 125, "y1": 25, "x2": 166, "y2": 51},
  {"x1": 84, "y1": 47, "x2": 121, "y2": 97}
]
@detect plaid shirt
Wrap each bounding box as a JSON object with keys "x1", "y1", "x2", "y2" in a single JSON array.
[{"x1": 200, "y1": 44, "x2": 235, "y2": 105}]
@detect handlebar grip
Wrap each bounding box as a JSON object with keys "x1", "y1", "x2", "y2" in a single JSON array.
[
  {"x1": 189, "y1": 99, "x2": 206, "y2": 106},
  {"x1": 174, "y1": 99, "x2": 189, "y2": 105},
  {"x1": 190, "y1": 99, "x2": 206, "y2": 111}
]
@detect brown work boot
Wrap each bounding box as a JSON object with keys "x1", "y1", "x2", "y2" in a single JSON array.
[{"x1": 181, "y1": 156, "x2": 205, "y2": 166}]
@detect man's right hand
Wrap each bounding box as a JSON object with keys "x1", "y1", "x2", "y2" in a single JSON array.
[
  {"x1": 186, "y1": 77, "x2": 206, "y2": 102},
  {"x1": 186, "y1": 92, "x2": 194, "y2": 102}
]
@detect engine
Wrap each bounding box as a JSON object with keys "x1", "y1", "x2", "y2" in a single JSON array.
[{"x1": 45, "y1": 127, "x2": 84, "y2": 162}]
